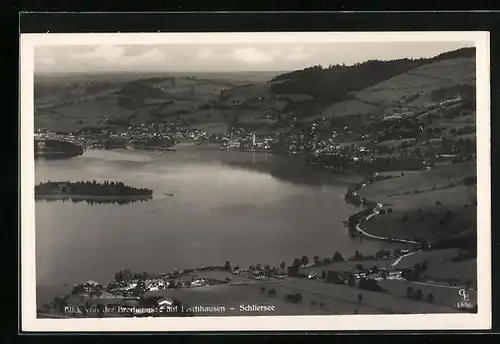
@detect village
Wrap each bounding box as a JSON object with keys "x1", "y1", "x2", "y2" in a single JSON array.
[
  {"x1": 43, "y1": 240, "x2": 472, "y2": 318},
  {"x1": 34, "y1": 89, "x2": 475, "y2": 178}
]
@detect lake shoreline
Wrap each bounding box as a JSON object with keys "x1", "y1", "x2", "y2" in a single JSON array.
[{"x1": 35, "y1": 148, "x2": 405, "y2": 287}]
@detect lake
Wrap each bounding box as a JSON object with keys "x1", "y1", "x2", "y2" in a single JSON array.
[{"x1": 35, "y1": 146, "x2": 404, "y2": 286}]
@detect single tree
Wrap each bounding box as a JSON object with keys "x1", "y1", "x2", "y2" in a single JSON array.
[
  {"x1": 114, "y1": 271, "x2": 123, "y2": 282},
  {"x1": 300, "y1": 256, "x2": 309, "y2": 267},
  {"x1": 292, "y1": 258, "x2": 301, "y2": 268},
  {"x1": 402, "y1": 213, "x2": 408, "y2": 222},
  {"x1": 122, "y1": 269, "x2": 133, "y2": 282},
  {"x1": 406, "y1": 286, "x2": 414, "y2": 298},
  {"x1": 414, "y1": 289, "x2": 423, "y2": 300},
  {"x1": 280, "y1": 261, "x2": 286, "y2": 271},
  {"x1": 313, "y1": 256, "x2": 320, "y2": 265},
  {"x1": 358, "y1": 293, "x2": 363, "y2": 303},
  {"x1": 427, "y1": 293, "x2": 435, "y2": 303},
  {"x1": 224, "y1": 261, "x2": 231, "y2": 271},
  {"x1": 267, "y1": 289, "x2": 277, "y2": 297},
  {"x1": 321, "y1": 270, "x2": 326, "y2": 279},
  {"x1": 421, "y1": 259, "x2": 429, "y2": 271},
  {"x1": 333, "y1": 252, "x2": 344, "y2": 262}
]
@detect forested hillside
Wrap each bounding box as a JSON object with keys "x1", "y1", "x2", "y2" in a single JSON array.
[{"x1": 268, "y1": 48, "x2": 475, "y2": 103}]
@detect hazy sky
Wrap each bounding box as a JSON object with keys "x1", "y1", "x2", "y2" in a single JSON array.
[{"x1": 35, "y1": 41, "x2": 474, "y2": 74}]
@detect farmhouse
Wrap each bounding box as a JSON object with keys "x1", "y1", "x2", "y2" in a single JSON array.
[{"x1": 157, "y1": 297, "x2": 175, "y2": 310}]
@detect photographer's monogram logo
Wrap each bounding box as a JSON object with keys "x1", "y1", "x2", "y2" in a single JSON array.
[{"x1": 457, "y1": 289, "x2": 473, "y2": 309}]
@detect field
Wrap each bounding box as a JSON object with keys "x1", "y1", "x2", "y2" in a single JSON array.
[
  {"x1": 311, "y1": 100, "x2": 378, "y2": 121},
  {"x1": 146, "y1": 276, "x2": 463, "y2": 315},
  {"x1": 358, "y1": 161, "x2": 476, "y2": 201},
  {"x1": 356, "y1": 57, "x2": 475, "y2": 106},
  {"x1": 395, "y1": 248, "x2": 477, "y2": 286},
  {"x1": 185, "y1": 270, "x2": 256, "y2": 283},
  {"x1": 35, "y1": 97, "x2": 134, "y2": 132},
  {"x1": 354, "y1": 160, "x2": 477, "y2": 242},
  {"x1": 221, "y1": 83, "x2": 271, "y2": 101},
  {"x1": 273, "y1": 277, "x2": 462, "y2": 314},
  {"x1": 37, "y1": 285, "x2": 74, "y2": 310},
  {"x1": 144, "y1": 282, "x2": 336, "y2": 316},
  {"x1": 376, "y1": 138, "x2": 416, "y2": 148},
  {"x1": 377, "y1": 279, "x2": 477, "y2": 308},
  {"x1": 193, "y1": 122, "x2": 229, "y2": 134},
  {"x1": 299, "y1": 258, "x2": 396, "y2": 276},
  {"x1": 424, "y1": 258, "x2": 477, "y2": 285},
  {"x1": 362, "y1": 189, "x2": 476, "y2": 241}
]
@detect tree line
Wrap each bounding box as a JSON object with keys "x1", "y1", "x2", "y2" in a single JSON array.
[{"x1": 35, "y1": 180, "x2": 153, "y2": 196}]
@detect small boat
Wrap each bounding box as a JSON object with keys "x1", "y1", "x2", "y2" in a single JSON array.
[{"x1": 164, "y1": 192, "x2": 176, "y2": 197}]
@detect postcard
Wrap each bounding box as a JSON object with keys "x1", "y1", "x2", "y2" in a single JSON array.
[{"x1": 20, "y1": 31, "x2": 491, "y2": 331}]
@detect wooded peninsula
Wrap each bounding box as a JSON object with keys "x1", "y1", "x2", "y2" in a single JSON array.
[{"x1": 35, "y1": 180, "x2": 153, "y2": 201}]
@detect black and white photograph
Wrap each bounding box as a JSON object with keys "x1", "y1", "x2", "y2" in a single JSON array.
[{"x1": 20, "y1": 32, "x2": 491, "y2": 331}]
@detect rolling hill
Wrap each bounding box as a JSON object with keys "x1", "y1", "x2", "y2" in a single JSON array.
[{"x1": 34, "y1": 47, "x2": 476, "y2": 134}]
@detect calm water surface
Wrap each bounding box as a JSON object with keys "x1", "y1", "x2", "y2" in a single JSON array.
[{"x1": 35, "y1": 146, "x2": 402, "y2": 286}]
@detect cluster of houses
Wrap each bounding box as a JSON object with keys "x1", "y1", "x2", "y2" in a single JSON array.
[
  {"x1": 37, "y1": 122, "x2": 212, "y2": 151},
  {"x1": 306, "y1": 264, "x2": 407, "y2": 286},
  {"x1": 233, "y1": 267, "x2": 287, "y2": 281},
  {"x1": 71, "y1": 273, "x2": 218, "y2": 301},
  {"x1": 219, "y1": 133, "x2": 278, "y2": 152}
]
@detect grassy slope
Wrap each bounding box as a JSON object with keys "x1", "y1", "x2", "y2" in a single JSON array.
[
  {"x1": 306, "y1": 56, "x2": 475, "y2": 124},
  {"x1": 353, "y1": 169, "x2": 477, "y2": 295},
  {"x1": 356, "y1": 162, "x2": 476, "y2": 241},
  {"x1": 356, "y1": 57, "x2": 475, "y2": 106},
  {"x1": 358, "y1": 161, "x2": 476, "y2": 200}
]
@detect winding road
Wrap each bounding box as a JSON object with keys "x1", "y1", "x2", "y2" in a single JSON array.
[
  {"x1": 355, "y1": 202, "x2": 420, "y2": 245},
  {"x1": 352, "y1": 202, "x2": 423, "y2": 267}
]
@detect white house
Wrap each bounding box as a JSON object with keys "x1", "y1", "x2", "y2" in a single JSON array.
[
  {"x1": 125, "y1": 281, "x2": 138, "y2": 290},
  {"x1": 191, "y1": 280, "x2": 204, "y2": 287},
  {"x1": 158, "y1": 298, "x2": 174, "y2": 307},
  {"x1": 144, "y1": 280, "x2": 160, "y2": 291},
  {"x1": 157, "y1": 298, "x2": 175, "y2": 310},
  {"x1": 82, "y1": 280, "x2": 100, "y2": 286},
  {"x1": 383, "y1": 114, "x2": 402, "y2": 122}
]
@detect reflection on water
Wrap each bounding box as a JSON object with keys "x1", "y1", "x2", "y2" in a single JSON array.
[
  {"x1": 36, "y1": 197, "x2": 153, "y2": 206},
  {"x1": 35, "y1": 147, "x2": 404, "y2": 287}
]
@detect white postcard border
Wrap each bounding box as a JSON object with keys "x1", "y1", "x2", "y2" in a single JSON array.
[{"x1": 20, "y1": 31, "x2": 491, "y2": 332}]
